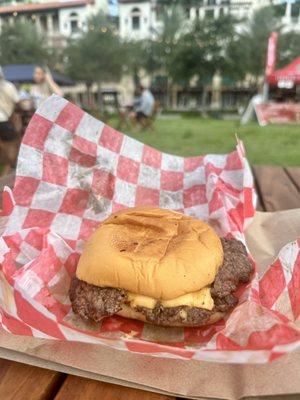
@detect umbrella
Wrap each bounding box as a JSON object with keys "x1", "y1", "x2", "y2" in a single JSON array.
[
  {"x1": 2, "y1": 63, "x2": 74, "y2": 86},
  {"x1": 267, "y1": 56, "x2": 300, "y2": 88}
]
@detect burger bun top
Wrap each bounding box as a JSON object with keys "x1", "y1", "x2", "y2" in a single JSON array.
[{"x1": 76, "y1": 206, "x2": 223, "y2": 300}]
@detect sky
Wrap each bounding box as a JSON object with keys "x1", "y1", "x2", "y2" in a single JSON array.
[{"x1": 108, "y1": 0, "x2": 118, "y2": 16}]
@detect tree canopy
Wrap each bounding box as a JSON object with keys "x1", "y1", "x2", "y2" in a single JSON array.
[
  {"x1": 169, "y1": 14, "x2": 237, "y2": 85},
  {"x1": 1, "y1": 6, "x2": 299, "y2": 90},
  {"x1": 0, "y1": 21, "x2": 48, "y2": 65},
  {"x1": 127, "y1": 5, "x2": 185, "y2": 78},
  {"x1": 66, "y1": 14, "x2": 127, "y2": 87},
  {"x1": 127, "y1": 5, "x2": 300, "y2": 87},
  {"x1": 228, "y1": 7, "x2": 281, "y2": 81},
  {"x1": 226, "y1": 7, "x2": 300, "y2": 81},
  {"x1": 277, "y1": 30, "x2": 300, "y2": 68}
]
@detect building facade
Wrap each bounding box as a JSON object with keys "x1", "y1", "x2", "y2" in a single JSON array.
[
  {"x1": 119, "y1": 0, "x2": 300, "y2": 40},
  {"x1": 0, "y1": 0, "x2": 109, "y2": 46}
]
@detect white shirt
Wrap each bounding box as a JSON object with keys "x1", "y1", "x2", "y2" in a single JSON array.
[
  {"x1": 0, "y1": 80, "x2": 20, "y2": 122},
  {"x1": 137, "y1": 89, "x2": 155, "y2": 116},
  {"x1": 30, "y1": 83, "x2": 52, "y2": 109}
]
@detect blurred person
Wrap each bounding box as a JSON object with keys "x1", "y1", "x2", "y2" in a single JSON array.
[
  {"x1": 130, "y1": 84, "x2": 154, "y2": 131},
  {"x1": 0, "y1": 66, "x2": 20, "y2": 174},
  {"x1": 133, "y1": 88, "x2": 142, "y2": 110},
  {"x1": 15, "y1": 84, "x2": 35, "y2": 137},
  {"x1": 16, "y1": 83, "x2": 34, "y2": 113},
  {"x1": 30, "y1": 65, "x2": 62, "y2": 109},
  {"x1": 15, "y1": 83, "x2": 31, "y2": 101}
]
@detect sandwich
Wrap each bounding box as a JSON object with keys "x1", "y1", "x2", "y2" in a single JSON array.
[{"x1": 69, "y1": 207, "x2": 252, "y2": 327}]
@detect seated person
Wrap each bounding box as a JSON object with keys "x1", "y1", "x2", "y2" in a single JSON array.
[{"x1": 130, "y1": 85, "x2": 154, "y2": 130}]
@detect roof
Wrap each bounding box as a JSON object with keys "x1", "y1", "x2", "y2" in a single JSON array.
[
  {"x1": 2, "y1": 64, "x2": 74, "y2": 86},
  {"x1": 0, "y1": 0, "x2": 93, "y2": 15},
  {"x1": 118, "y1": 0, "x2": 148, "y2": 3},
  {"x1": 268, "y1": 56, "x2": 300, "y2": 86}
]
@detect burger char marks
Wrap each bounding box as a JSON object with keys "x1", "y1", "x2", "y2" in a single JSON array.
[{"x1": 69, "y1": 238, "x2": 252, "y2": 325}]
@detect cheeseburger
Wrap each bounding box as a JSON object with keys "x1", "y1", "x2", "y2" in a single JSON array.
[{"x1": 70, "y1": 207, "x2": 252, "y2": 327}]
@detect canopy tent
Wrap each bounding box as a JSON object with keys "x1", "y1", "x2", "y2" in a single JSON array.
[
  {"x1": 267, "y1": 56, "x2": 300, "y2": 87},
  {"x1": 2, "y1": 64, "x2": 73, "y2": 86}
]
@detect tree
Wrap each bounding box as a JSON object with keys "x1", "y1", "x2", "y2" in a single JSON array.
[
  {"x1": 0, "y1": 21, "x2": 48, "y2": 65},
  {"x1": 226, "y1": 6, "x2": 300, "y2": 82},
  {"x1": 169, "y1": 14, "x2": 237, "y2": 86},
  {"x1": 66, "y1": 14, "x2": 127, "y2": 106},
  {"x1": 124, "y1": 5, "x2": 185, "y2": 105},
  {"x1": 277, "y1": 30, "x2": 300, "y2": 68},
  {"x1": 227, "y1": 7, "x2": 281, "y2": 83},
  {"x1": 128, "y1": 5, "x2": 185, "y2": 78}
]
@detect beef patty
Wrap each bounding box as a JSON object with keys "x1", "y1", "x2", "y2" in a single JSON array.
[{"x1": 69, "y1": 238, "x2": 252, "y2": 326}]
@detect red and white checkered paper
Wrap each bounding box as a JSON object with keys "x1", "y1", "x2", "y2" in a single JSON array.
[{"x1": 0, "y1": 95, "x2": 299, "y2": 363}]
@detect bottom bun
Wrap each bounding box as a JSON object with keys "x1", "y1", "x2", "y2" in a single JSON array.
[{"x1": 116, "y1": 304, "x2": 225, "y2": 327}]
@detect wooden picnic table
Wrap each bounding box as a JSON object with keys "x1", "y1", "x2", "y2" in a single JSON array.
[{"x1": 0, "y1": 165, "x2": 299, "y2": 400}]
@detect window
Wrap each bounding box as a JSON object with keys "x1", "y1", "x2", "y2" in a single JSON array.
[
  {"x1": 155, "y1": 6, "x2": 162, "y2": 21},
  {"x1": 131, "y1": 7, "x2": 141, "y2": 30},
  {"x1": 40, "y1": 15, "x2": 47, "y2": 32},
  {"x1": 205, "y1": 9, "x2": 214, "y2": 18},
  {"x1": 69, "y1": 12, "x2": 79, "y2": 33},
  {"x1": 207, "y1": 0, "x2": 216, "y2": 5},
  {"x1": 132, "y1": 15, "x2": 140, "y2": 30},
  {"x1": 53, "y1": 14, "x2": 59, "y2": 33},
  {"x1": 185, "y1": 7, "x2": 190, "y2": 19}
]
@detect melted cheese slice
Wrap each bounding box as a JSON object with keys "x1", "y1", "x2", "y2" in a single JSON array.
[{"x1": 127, "y1": 287, "x2": 214, "y2": 311}]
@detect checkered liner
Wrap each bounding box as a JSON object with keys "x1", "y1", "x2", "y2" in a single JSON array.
[{"x1": 0, "y1": 95, "x2": 299, "y2": 363}]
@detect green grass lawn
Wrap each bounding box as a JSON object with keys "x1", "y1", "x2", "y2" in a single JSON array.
[{"x1": 109, "y1": 116, "x2": 300, "y2": 166}]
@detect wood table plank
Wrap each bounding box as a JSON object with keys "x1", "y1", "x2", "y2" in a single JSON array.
[
  {"x1": 285, "y1": 167, "x2": 300, "y2": 191},
  {"x1": 54, "y1": 375, "x2": 176, "y2": 400},
  {"x1": 252, "y1": 165, "x2": 300, "y2": 211},
  {"x1": 0, "y1": 359, "x2": 65, "y2": 400}
]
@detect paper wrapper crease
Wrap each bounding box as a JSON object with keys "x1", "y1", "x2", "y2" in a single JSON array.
[{"x1": 0, "y1": 95, "x2": 299, "y2": 365}]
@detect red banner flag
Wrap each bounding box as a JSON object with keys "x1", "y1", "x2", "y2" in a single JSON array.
[{"x1": 265, "y1": 32, "x2": 278, "y2": 77}]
